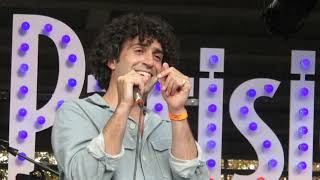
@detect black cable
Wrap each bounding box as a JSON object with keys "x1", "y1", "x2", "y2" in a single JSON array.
[{"x1": 133, "y1": 105, "x2": 145, "y2": 180}]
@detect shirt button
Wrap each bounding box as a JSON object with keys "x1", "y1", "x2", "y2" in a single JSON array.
[
  {"x1": 130, "y1": 123, "x2": 136, "y2": 130},
  {"x1": 142, "y1": 156, "x2": 146, "y2": 161}
]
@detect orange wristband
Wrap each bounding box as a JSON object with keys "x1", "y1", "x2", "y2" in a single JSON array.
[{"x1": 168, "y1": 111, "x2": 188, "y2": 121}]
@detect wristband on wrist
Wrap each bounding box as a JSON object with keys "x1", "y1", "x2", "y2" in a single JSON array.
[{"x1": 168, "y1": 111, "x2": 188, "y2": 121}]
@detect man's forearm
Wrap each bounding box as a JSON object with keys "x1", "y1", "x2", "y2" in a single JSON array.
[{"x1": 102, "y1": 103, "x2": 130, "y2": 155}]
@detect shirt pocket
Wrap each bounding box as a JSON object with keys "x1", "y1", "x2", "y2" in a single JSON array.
[{"x1": 150, "y1": 139, "x2": 172, "y2": 180}]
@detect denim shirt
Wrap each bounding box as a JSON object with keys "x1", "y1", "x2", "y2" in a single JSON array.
[{"x1": 52, "y1": 94, "x2": 209, "y2": 180}]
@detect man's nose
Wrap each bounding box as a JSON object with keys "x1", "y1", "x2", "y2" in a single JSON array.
[{"x1": 141, "y1": 52, "x2": 154, "y2": 67}]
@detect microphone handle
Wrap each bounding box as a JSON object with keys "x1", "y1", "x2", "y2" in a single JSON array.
[{"x1": 133, "y1": 86, "x2": 144, "y2": 106}]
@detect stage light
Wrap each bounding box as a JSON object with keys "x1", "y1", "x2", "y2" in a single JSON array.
[
  {"x1": 19, "y1": 43, "x2": 29, "y2": 52},
  {"x1": 298, "y1": 126, "x2": 308, "y2": 136},
  {"x1": 300, "y1": 87, "x2": 309, "y2": 97},
  {"x1": 263, "y1": 140, "x2": 272, "y2": 149},
  {"x1": 19, "y1": 85, "x2": 29, "y2": 95},
  {"x1": 257, "y1": 177, "x2": 265, "y2": 180},
  {"x1": 240, "y1": 106, "x2": 249, "y2": 115},
  {"x1": 61, "y1": 35, "x2": 71, "y2": 44},
  {"x1": 268, "y1": 159, "x2": 278, "y2": 169},
  {"x1": 36, "y1": 116, "x2": 46, "y2": 125},
  {"x1": 209, "y1": 55, "x2": 219, "y2": 65},
  {"x1": 154, "y1": 103, "x2": 163, "y2": 112},
  {"x1": 68, "y1": 78, "x2": 77, "y2": 88},
  {"x1": 20, "y1": 22, "x2": 30, "y2": 31},
  {"x1": 56, "y1": 100, "x2": 64, "y2": 109},
  {"x1": 208, "y1": 104, "x2": 217, "y2": 112},
  {"x1": 17, "y1": 152, "x2": 26, "y2": 161},
  {"x1": 207, "y1": 123, "x2": 217, "y2": 134},
  {"x1": 264, "y1": 84, "x2": 274, "y2": 93},
  {"x1": 300, "y1": 58, "x2": 311, "y2": 70},
  {"x1": 208, "y1": 83, "x2": 218, "y2": 93},
  {"x1": 19, "y1": 63, "x2": 29, "y2": 73},
  {"x1": 298, "y1": 143, "x2": 309, "y2": 152},
  {"x1": 18, "y1": 130, "x2": 28, "y2": 139},
  {"x1": 206, "y1": 159, "x2": 216, "y2": 168},
  {"x1": 18, "y1": 108, "x2": 27, "y2": 117},
  {"x1": 43, "y1": 23, "x2": 53, "y2": 33},
  {"x1": 299, "y1": 108, "x2": 309, "y2": 117},
  {"x1": 249, "y1": 122, "x2": 258, "y2": 131},
  {"x1": 68, "y1": 54, "x2": 77, "y2": 63},
  {"x1": 154, "y1": 81, "x2": 161, "y2": 92},
  {"x1": 207, "y1": 140, "x2": 216, "y2": 150},
  {"x1": 247, "y1": 89, "x2": 256, "y2": 98}
]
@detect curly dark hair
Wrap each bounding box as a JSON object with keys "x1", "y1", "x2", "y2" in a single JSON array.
[{"x1": 88, "y1": 13, "x2": 179, "y2": 90}]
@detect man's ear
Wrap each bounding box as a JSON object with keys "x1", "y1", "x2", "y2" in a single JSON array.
[{"x1": 107, "y1": 59, "x2": 116, "y2": 70}]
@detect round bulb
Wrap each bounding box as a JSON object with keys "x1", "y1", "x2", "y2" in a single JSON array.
[
  {"x1": 18, "y1": 108, "x2": 27, "y2": 117},
  {"x1": 299, "y1": 108, "x2": 309, "y2": 117},
  {"x1": 300, "y1": 58, "x2": 310, "y2": 70},
  {"x1": 18, "y1": 130, "x2": 28, "y2": 139},
  {"x1": 19, "y1": 85, "x2": 29, "y2": 95},
  {"x1": 297, "y1": 161, "x2": 307, "y2": 170},
  {"x1": 263, "y1": 140, "x2": 272, "y2": 149},
  {"x1": 300, "y1": 87, "x2": 309, "y2": 97},
  {"x1": 257, "y1": 177, "x2": 265, "y2": 180},
  {"x1": 207, "y1": 140, "x2": 216, "y2": 150},
  {"x1": 56, "y1": 100, "x2": 64, "y2": 109},
  {"x1": 68, "y1": 54, "x2": 77, "y2": 63},
  {"x1": 268, "y1": 159, "x2": 278, "y2": 168},
  {"x1": 154, "y1": 81, "x2": 161, "y2": 92},
  {"x1": 68, "y1": 78, "x2": 77, "y2": 88},
  {"x1": 264, "y1": 84, "x2": 274, "y2": 93},
  {"x1": 298, "y1": 143, "x2": 309, "y2": 152},
  {"x1": 17, "y1": 152, "x2": 26, "y2": 161},
  {"x1": 208, "y1": 83, "x2": 218, "y2": 93},
  {"x1": 43, "y1": 23, "x2": 53, "y2": 33},
  {"x1": 61, "y1": 35, "x2": 71, "y2": 44},
  {"x1": 209, "y1": 55, "x2": 219, "y2": 65},
  {"x1": 208, "y1": 104, "x2": 217, "y2": 112},
  {"x1": 154, "y1": 103, "x2": 163, "y2": 112},
  {"x1": 37, "y1": 116, "x2": 46, "y2": 125},
  {"x1": 249, "y1": 122, "x2": 258, "y2": 131},
  {"x1": 19, "y1": 63, "x2": 29, "y2": 73},
  {"x1": 298, "y1": 126, "x2": 308, "y2": 136},
  {"x1": 206, "y1": 159, "x2": 216, "y2": 168},
  {"x1": 20, "y1": 21, "x2": 30, "y2": 31},
  {"x1": 207, "y1": 123, "x2": 217, "y2": 134},
  {"x1": 240, "y1": 106, "x2": 249, "y2": 115},
  {"x1": 20, "y1": 43, "x2": 29, "y2": 52},
  {"x1": 247, "y1": 89, "x2": 256, "y2": 98}
]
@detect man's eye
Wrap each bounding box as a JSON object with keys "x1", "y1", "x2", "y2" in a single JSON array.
[{"x1": 134, "y1": 49, "x2": 143, "y2": 53}]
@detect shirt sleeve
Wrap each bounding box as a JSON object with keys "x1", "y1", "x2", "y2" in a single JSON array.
[
  {"x1": 87, "y1": 132, "x2": 125, "y2": 171},
  {"x1": 169, "y1": 141, "x2": 209, "y2": 179}
]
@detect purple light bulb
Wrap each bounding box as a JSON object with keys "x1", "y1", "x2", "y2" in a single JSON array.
[
  {"x1": 298, "y1": 126, "x2": 308, "y2": 136},
  {"x1": 18, "y1": 130, "x2": 28, "y2": 139},
  {"x1": 299, "y1": 108, "x2": 309, "y2": 117},
  {"x1": 249, "y1": 122, "x2": 258, "y2": 131},
  {"x1": 247, "y1": 89, "x2": 256, "y2": 98},
  {"x1": 17, "y1": 152, "x2": 26, "y2": 161},
  {"x1": 300, "y1": 58, "x2": 310, "y2": 70},
  {"x1": 18, "y1": 108, "x2": 27, "y2": 117},
  {"x1": 68, "y1": 78, "x2": 77, "y2": 88},
  {"x1": 68, "y1": 54, "x2": 77, "y2": 63},
  {"x1": 263, "y1": 140, "x2": 272, "y2": 149},
  {"x1": 207, "y1": 123, "x2": 217, "y2": 134},
  {"x1": 208, "y1": 104, "x2": 217, "y2": 112},
  {"x1": 264, "y1": 84, "x2": 274, "y2": 93},
  {"x1": 298, "y1": 143, "x2": 308, "y2": 152},
  {"x1": 268, "y1": 159, "x2": 278, "y2": 169},
  {"x1": 37, "y1": 116, "x2": 46, "y2": 125},
  {"x1": 20, "y1": 21, "x2": 30, "y2": 31},
  {"x1": 43, "y1": 23, "x2": 53, "y2": 33},
  {"x1": 154, "y1": 103, "x2": 163, "y2": 112},
  {"x1": 209, "y1": 55, "x2": 219, "y2": 65},
  {"x1": 297, "y1": 161, "x2": 307, "y2": 170},
  {"x1": 207, "y1": 140, "x2": 216, "y2": 150},
  {"x1": 20, "y1": 43, "x2": 29, "y2": 52},
  {"x1": 206, "y1": 159, "x2": 216, "y2": 168},
  {"x1": 240, "y1": 106, "x2": 249, "y2": 115},
  {"x1": 19, "y1": 85, "x2": 29, "y2": 95},
  {"x1": 208, "y1": 83, "x2": 218, "y2": 93},
  {"x1": 19, "y1": 63, "x2": 29, "y2": 73},
  {"x1": 61, "y1": 35, "x2": 71, "y2": 44},
  {"x1": 56, "y1": 100, "x2": 64, "y2": 109},
  {"x1": 300, "y1": 87, "x2": 309, "y2": 97},
  {"x1": 154, "y1": 81, "x2": 161, "y2": 92}
]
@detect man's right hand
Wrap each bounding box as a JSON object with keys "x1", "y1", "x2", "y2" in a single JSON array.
[{"x1": 116, "y1": 70, "x2": 145, "y2": 109}]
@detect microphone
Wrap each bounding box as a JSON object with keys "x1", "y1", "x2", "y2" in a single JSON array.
[{"x1": 133, "y1": 86, "x2": 144, "y2": 107}]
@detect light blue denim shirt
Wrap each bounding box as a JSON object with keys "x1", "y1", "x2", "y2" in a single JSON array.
[{"x1": 52, "y1": 94, "x2": 209, "y2": 180}]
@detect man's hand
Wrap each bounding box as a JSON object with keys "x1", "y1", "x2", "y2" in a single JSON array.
[{"x1": 157, "y1": 63, "x2": 191, "y2": 114}]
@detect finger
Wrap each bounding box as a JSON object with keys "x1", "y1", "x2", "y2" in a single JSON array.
[
  {"x1": 163, "y1": 73, "x2": 173, "y2": 92},
  {"x1": 158, "y1": 65, "x2": 173, "y2": 79},
  {"x1": 166, "y1": 78, "x2": 175, "y2": 96}
]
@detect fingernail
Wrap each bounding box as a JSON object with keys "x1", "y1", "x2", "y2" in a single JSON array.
[
  {"x1": 162, "y1": 86, "x2": 166, "y2": 91},
  {"x1": 157, "y1": 74, "x2": 161, "y2": 78}
]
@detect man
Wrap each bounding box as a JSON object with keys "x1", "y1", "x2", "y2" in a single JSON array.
[{"x1": 52, "y1": 13, "x2": 209, "y2": 180}]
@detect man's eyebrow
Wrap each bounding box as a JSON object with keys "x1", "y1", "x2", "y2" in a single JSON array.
[{"x1": 130, "y1": 43, "x2": 163, "y2": 54}]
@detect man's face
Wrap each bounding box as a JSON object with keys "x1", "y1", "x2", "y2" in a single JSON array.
[{"x1": 111, "y1": 36, "x2": 164, "y2": 93}]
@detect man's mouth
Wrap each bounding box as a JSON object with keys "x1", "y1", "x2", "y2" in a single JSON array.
[{"x1": 136, "y1": 71, "x2": 152, "y2": 79}]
